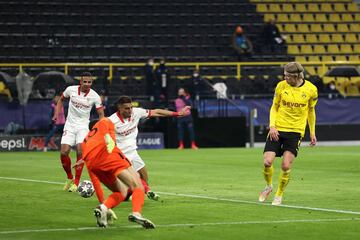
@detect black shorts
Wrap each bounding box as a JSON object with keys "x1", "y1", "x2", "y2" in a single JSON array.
[{"x1": 263, "y1": 131, "x2": 302, "y2": 157}]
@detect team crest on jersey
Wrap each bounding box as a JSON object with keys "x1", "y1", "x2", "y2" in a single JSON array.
[{"x1": 302, "y1": 92, "x2": 307, "y2": 98}]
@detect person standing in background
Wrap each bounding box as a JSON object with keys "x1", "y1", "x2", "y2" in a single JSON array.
[
  {"x1": 175, "y1": 88, "x2": 198, "y2": 150},
  {"x1": 44, "y1": 94, "x2": 65, "y2": 152}
]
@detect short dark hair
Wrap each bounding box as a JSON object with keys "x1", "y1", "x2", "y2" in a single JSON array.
[
  {"x1": 81, "y1": 72, "x2": 92, "y2": 77},
  {"x1": 89, "y1": 119, "x2": 98, "y2": 130},
  {"x1": 116, "y1": 96, "x2": 132, "y2": 105}
]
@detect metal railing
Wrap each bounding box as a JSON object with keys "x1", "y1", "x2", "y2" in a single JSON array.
[{"x1": 0, "y1": 61, "x2": 359, "y2": 80}]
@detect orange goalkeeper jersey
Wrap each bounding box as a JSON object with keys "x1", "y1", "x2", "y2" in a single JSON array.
[{"x1": 81, "y1": 118, "x2": 121, "y2": 162}]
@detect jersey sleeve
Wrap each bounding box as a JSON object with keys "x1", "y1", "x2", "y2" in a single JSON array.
[
  {"x1": 94, "y1": 93, "x2": 103, "y2": 109},
  {"x1": 62, "y1": 86, "x2": 71, "y2": 98},
  {"x1": 134, "y1": 107, "x2": 150, "y2": 119},
  {"x1": 309, "y1": 87, "x2": 318, "y2": 108},
  {"x1": 269, "y1": 82, "x2": 282, "y2": 127}
]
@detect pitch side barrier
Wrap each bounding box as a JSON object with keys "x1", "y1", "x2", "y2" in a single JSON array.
[
  {"x1": 0, "y1": 61, "x2": 358, "y2": 81},
  {"x1": 0, "y1": 133, "x2": 164, "y2": 152}
]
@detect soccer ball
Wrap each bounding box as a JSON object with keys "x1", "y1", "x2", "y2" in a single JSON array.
[{"x1": 77, "y1": 180, "x2": 94, "y2": 198}]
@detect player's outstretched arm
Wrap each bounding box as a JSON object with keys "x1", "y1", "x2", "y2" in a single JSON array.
[{"x1": 150, "y1": 106, "x2": 191, "y2": 117}]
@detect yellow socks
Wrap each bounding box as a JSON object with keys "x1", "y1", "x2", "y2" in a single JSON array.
[
  {"x1": 263, "y1": 165, "x2": 274, "y2": 187},
  {"x1": 275, "y1": 169, "x2": 291, "y2": 197}
]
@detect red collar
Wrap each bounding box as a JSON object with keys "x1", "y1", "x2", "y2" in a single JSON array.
[
  {"x1": 116, "y1": 112, "x2": 131, "y2": 123},
  {"x1": 78, "y1": 86, "x2": 90, "y2": 97}
]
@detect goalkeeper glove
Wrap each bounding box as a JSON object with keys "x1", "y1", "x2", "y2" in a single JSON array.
[{"x1": 104, "y1": 133, "x2": 115, "y2": 153}]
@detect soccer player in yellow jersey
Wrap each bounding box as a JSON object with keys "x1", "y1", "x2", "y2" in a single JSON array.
[{"x1": 258, "y1": 62, "x2": 318, "y2": 205}]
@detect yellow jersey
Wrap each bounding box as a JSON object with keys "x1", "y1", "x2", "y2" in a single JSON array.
[{"x1": 269, "y1": 80, "x2": 318, "y2": 137}]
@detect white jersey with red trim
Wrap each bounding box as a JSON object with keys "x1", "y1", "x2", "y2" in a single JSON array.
[
  {"x1": 62, "y1": 85, "x2": 103, "y2": 130},
  {"x1": 108, "y1": 107, "x2": 150, "y2": 153}
]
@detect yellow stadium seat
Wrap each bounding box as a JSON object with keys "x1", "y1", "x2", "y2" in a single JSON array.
[
  {"x1": 310, "y1": 24, "x2": 322, "y2": 32},
  {"x1": 288, "y1": 45, "x2": 300, "y2": 54},
  {"x1": 257, "y1": 4, "x2": 267, "y2": 12},
  {"x1": 344, "y1": 34, "x2": 357, "y2": 43},
  {"x1": 322, "y1": 76, "x2": 336, "y2": 84},
  {"x1": 269, "y1": 4, "x2": 281, "y2": 12},
  {"x1": 295, "y1": 56, "x2": 307, "y2": 63},
  {"x1": 334, "y1": 3, "x2": 346, "y2": 12},
  {"x1": 341, "y1": 14, "x2": 354, "y2": 22},
  {"x1": 349, "y1": 24, "x2": 360, "y2": 32},
  {"x1": 336, "y1": 77, "x2": 349, "y2": 95},
  {"x1": 352, "y1": 44, "x2": 360, "y2": 53},
  {"x1": 297, "y1": 24, "x2": 310, "y2": 32},
  {"x1": 328, "y1": 14, "x2": 341, "y2": 22},
  {"x1": 350, "y1": 76, "x2": 360, "y2": 84},
  {"x1": 289, "y1": 14, "x2": 301, "y2": 22},
  {"x1": 347, "y1": 3, "x2": 359, "y2": 12},
  {"x1": 294, "y1": 4, "x2": 306, "y2": 12},
  {"x1": 301, "y1": 45, "x2": 313, "y2": 54},
  {"x1": 314, "y1": 45, "x2": 326, "y2": 54},
  {"x1": 264, "y1": 14, "x2": 276, "y2": 22},
  {"x1": 348, "y1": 55, "x2": 360, "y2": 62},
  {"x1": 302, "y1": 14, "x2": 315, "y2": 22},
  {"x1": 305, "y1": 66, "x2": 317, "y2": 76},
  {"x1": 327, "y1": 44, "x2": 340, "y2": 54},
  {"x1": 285, "y1": 24, "x2": 296, "y2": 32},
  {"x1": 276, "y1": 14, "x2": 289, "y2": 22},
  {"x1": 320, "y1": 3, "x2": 332, "y2": 12},
  {"x1": 346, "y1": 83, "x2": 360, "y2": 96},
  {"x1": 307, "y1": 3, "x2": 320, "y2": 12},
  {"x1": 322, "y1": 55, "x2": 334, "y2": 62},
  {"x1": 335, "y1": 55, "x2": 348, "y2": 61},
  {"x1": 340, "y1": 44, "x2": 353, "y2": 54},
  {"x1": 331, "y1": 34, "x2": 344, "y2": 42},
  {"x1": 323, "y1": 24, "x2": 336, "y2": 32},
  {"x1": 315, "y1": 14, "x2": 328, "y2": 22},
  {"x1": 337, "y1": 24, "x2": 349, "y2": 32},
  {"x1": 276, "y1": 24, "x2": 284, "y2": 32},
  {"x1": 306, "y1": 34, "x2": 318, "y2": 43},
  {"x1": 281, "y1": 4, "x2": 294, "y2": 12},
  {"x1": 355, "y1": 14, "x2": 360, "y2": 21},
  {"x1": 292, "y1": 34, "x2": 305, "y2": 43},
  {"x1": 318, "y1": 66, "x2": 330, "y2": 77},
  {"x1": 318, "y1": 34, "x2": 331, "y2": 43},
  {"x1": 308, "y1": 56, "x2": 320, "y2": 62}
]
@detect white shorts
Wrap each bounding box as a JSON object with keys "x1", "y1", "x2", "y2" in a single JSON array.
[
  {"x1": 124, "y1": 150, "x2": 145, "y2": 172},
  {"x1": 60, "y1": 128, "x2": 89, "y2": 146}
]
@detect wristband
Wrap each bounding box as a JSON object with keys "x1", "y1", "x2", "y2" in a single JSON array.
[{"x1": 172, "y1": 112, "x2": 179, "y2": 117}]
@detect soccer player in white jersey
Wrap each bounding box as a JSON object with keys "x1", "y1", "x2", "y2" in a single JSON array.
[
  {"x1": 108, "y1": 96, "x2": 190, "y2": 200},
  {"x1": 53, "y1": 72, "x2": 104, "y2": 192}
]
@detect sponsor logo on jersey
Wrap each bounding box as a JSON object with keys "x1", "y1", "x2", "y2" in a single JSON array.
[
  {"x1": 118, "y1": 125, "x2": 137, "y2": 136},
  {"x1": 282, "y1": 100, "x2": 306, "y2": 108}
]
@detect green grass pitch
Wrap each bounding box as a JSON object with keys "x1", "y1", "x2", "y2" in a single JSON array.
[{"x1": 0, "y1": 146, "x2": 359, "y2": 240}]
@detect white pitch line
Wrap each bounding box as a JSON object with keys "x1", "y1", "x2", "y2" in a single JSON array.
[
  {"x1": 1, "y1": 176, "x2": 360, "y2": 216},
  {"x1": 158, "y1": 192, "x2": 360, "y2": 215},
  {"x1": 0, "y1": 176, "x2": 63, "y2": 185},
  {"x1": 1, "y1": 218, "x2": 359, "y2": 235}
]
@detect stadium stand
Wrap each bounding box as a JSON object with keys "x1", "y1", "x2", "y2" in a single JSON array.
[
  {"x1": 0, "y1": 0, "x2": 359, "y2": 97},
  {"x1": 253, "y1": 0, "x2": 360, "y2": 96}
]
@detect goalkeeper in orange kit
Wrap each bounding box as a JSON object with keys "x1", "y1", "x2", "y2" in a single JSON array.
[{"x1": 78, "y1": 117, "x2": 155, "y2": 229}]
